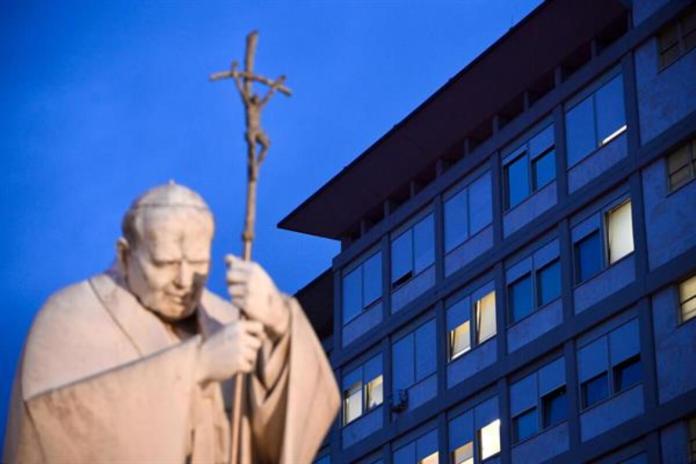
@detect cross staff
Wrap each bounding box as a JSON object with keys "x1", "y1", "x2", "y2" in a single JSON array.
[{"x1": 210, "y1": 30, "x2": 292, "y2": 261}]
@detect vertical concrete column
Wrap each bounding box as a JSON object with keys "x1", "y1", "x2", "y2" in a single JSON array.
[
  {"x1": 498, "y1": 377, "x2": 512, "y2": 464},
  {"x1": 553, "y1": 105, "x2": 570, "y2": 202}
]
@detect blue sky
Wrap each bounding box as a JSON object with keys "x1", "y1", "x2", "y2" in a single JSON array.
[{"x1": 0, "y1": 0, "x2": 542, "y2": 444}]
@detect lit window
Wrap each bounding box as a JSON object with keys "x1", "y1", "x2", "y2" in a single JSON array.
[
  {"x1": 680, "y1": 275, "x2": 696, "y2": 323},
  {"x1": 541, "y1": 387, "x2": 567, "y2": 428},
  {"x1": 503, "y1": 124, "x2": 555, "y2": 210},
  {"x1": 452, "y1": 442, "x2": 473, "y2": 464},
  {"x1": 343, "y1": 382, "x2": 363, "y2": 425},
  {"x1": 537, "y1": 260, "x2": 561, "y2": 306},
  {"x1": 565, "y1": 74, "x2": 626, "y2": 166},
  {"x1": 342, "y1": 252, "x2": 382, "y2": 324},
  {"x1": 366, "y1": 375, "x2": 383, "y2": 410},
  {"x1": 512, "y1": 408, "x2": 537, "y2": 443},
  {"x1": 449, "y1": 320, "x2": 471, "y2": 360},
  {"x1": 667, "y1": 139, "x2": 696, "y2": 192},
  {"x1": 657, "y1": 5, "x2": 696, "y2": 69},
  {"x1": 606, "y1": 201, "x2": 634, "y2": 264},
  {"x1": 575, "y1": 231, "x2": 602, "y2": 283},
  {"x1": 475, "y1": 291, "x2": 497, "y2": 344},
  {"x1": 613, "y1": 355, "x2": 642, "y2": 392},
  {"x1": 418, "y1": 452, "x2": 439, "y2": 464},
  {"x1": 582, "y1": 372, "x2": 609, "y2": 408},
  {"x1": 391, "y1": 215, "x2": 435, "y2": 288},
  {"x1": 509, "y1": 274, "x2": 533, "y2": 323},
  {"x1": 479, "y1": 419, "x2": 501, "y2": 460}
]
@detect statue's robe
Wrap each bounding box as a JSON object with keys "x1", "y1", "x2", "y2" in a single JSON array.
[{"x1": 3, "y1": 270, "x2": 339, "y2": 464}]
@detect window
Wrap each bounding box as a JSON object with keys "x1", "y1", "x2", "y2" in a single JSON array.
[
  {"x1": 565, "y1": 73, "x2": 626, "y2": 166},
  {"x1": 449, "y1": 398, "x2": 500, "y2": 464},
  {"x1": 393, "y1": 429, "x2": 438, "y2": 464},
  {"x1": 392, "y1": 319, "x2": 437, "y2": 407},
  {"x1": 680, "y1": 274, "x2": 696, "y2": 323},
  {"x1": 448, "y1": 290, "x2": 497, "y2": 360},
  {"x1": 342, "y1": 355, "x2": 383, "y2": 425},
  {"x1": 504, "y1": 124, "x2": 555, "y2": 209},
  {"x1": 479, "y1": 419, "x2": 501, "y2": 460},
  {"x1": 582, "y1": 372, "x2": 609, "y2": 408},
  {"x1": 342, "y1": 252, "x2": 382, "y2": 324},
  {"x1": 575, "y1": 232, "x2": 602, "y2": 283},
  {"x1": 509, "y1": 275, "x2": 534, "y2": 322},
  {"x1": 537, "y1": 260, "x2": 562, "y2": 306},
  {"x1": 573, "y1": 198, "x2": 634, "y2": 285},
  {"x1": 658, "y1": 5, "x2": 696, "y2": 69},
  {"x1": 444, "y1": 172, "x2": 493, "y2": 252},
  {"x1": 392, "y1": 214, "x2": 435, "y2": 288},
  {"x1": 667, "y1": 138, "x2": 696, "y2": 191},
  {"x1": 510, "y1": 357, "x2": 566, "y2": 444},
  {"x1": 577, "y1": 319, "x2": 641, "y2": 410},
  {"x1": 606, "y1": 201, "x2": 634, "y2": 264}
]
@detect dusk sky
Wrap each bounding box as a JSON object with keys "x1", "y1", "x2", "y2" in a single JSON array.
[{"x1": 0, "y1": 0, "x2": 543, "y2": 443}]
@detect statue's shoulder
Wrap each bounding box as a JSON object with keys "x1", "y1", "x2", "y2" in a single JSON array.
[{"x1": 32, "y1": 277, "x2": 100, "y2": 330}]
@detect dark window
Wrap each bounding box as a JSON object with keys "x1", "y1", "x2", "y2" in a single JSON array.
[
  {"x1": 613, "y1": 355, "x2": 642, "y2": 392},
  {"x1": 565, "y1": 74, "x2": 626, "y2": 166},
  {"x1": 532, "y1": 149, "x2": 556, "y2": 190},
  {"x1": 582, "y1": 372, "x2": 609, "y2": 408},
  {"x1": 444, "y1": 189, "x2": 468, "y2": 253},
  {"x1": 513, "y1": 408, "x2": 537, "y2": 443},
  {"x1": 689, "y1": 416, "x2": 696, "y2": 463},
  {"x1": 575, "y1": 232, "x2": 602, "y2": 284},
  {"x1": 506, "y1": 154, "x2": 530, "y2": 209},
  {"x1": 537, "y1": 260, "x2": 561, "y2": 306},
  {"x1": 391, "y1": 215, "x2": 434, "y2": 288},
  {"x1": 509, "y1": 274, "x2": 533, "y2": 323},
  {"x1": 343, "y1": 252, "x2": 383, "y2": 324},
  {"x1": 667, "y1": 139, "x2": 696, "y2": 192},
  {"x1": 542, "y1": 387, "x2": 567, "y2": 427},
  {"x1": 658, "y1": 5, "x2": 696, "y2": 70}
]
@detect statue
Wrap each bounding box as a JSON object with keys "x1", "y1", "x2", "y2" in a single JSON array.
[{"x1": 3, "y1": 183, "x2": 339, "y2": 464}]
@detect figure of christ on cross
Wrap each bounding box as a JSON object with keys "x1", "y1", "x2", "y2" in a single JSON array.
[{"x1": 210, "y1": 30, "x2": 292, "y2": 261}]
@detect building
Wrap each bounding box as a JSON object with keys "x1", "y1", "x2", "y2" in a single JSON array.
[{"x1": 289, "y1": 0, "x2": 696, "y2": 462}]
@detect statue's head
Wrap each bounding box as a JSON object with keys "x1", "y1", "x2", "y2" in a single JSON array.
[{"x1": 117, "y1": 182, "x2": 215, "y2": 321}]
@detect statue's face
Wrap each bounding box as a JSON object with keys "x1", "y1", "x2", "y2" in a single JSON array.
[{"x1": 123, "y1": 207, "x2": 214, "y2": 321}]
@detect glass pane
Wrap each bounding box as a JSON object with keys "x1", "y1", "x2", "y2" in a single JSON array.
[
  {"x1": 513, "y1": 408, "x2": 538, "y2": 443},
  {"x1": 366, "y1": 375, "x2": 383, "y2": 410},
  {"x1": 538, "y1": 260, "x2": 561, "y2": 306},
  {"x1": 532, "y1": 149, "x2": 556, "y2": 190},
  {"x1": 363, "y1": 252, "x2": 383, "y2": 306},
  {"x1": 415, "y1": 321, "x2": 437, "y2": 381},
  {"x1": 344, "y1": 382, "x2": 363, "y2": 424},
  {"x1": 506, "y1": 154, "x2": 530, "y2": 208},
  {"x1": 565, "y1": 96, "x2": 596, "y2": 166},
  {"x1": 393, "y1": 334, "x2": 415, "y2": 391},
  {"x1": 614, "y1": 356, "x2": 641, "y2": 392},
  {"x1": 668, "y1": 145, "x2": 691, "y2": 175},
  {"x1": 661, "y1": 44, "x2": 682, "y2": 68},
  {"x1": 476, "y1": 291, "x2": 497, "y2": 344},
  {"x1": 658, "y1": 23, "x2": 679, "y2": 51},
  {"x1": 342, "y1": 268, "x2": 362, "y2": 324},
  {"x1": 452, "y1": 442, "x2": 473, "y2": 464},
  {"x1": 392, "y1": 230, "x2": 413, "y2": 285},
  {"x1": 450, "y1": 321, "x2": 471, "y2": 360},
  {"x1": 575, "y1": 232, "x2": 602, "y2": 283},
  {"x1": 479, "y1": 419, "x2": 501, "y2": 460},
  {"x1": 542, "y1": 387, "x2": 567, "y2": 427},
  {"x1": 582, "y1": 372, "x2": 609, "y2": 408},
  {"x1": 469, "y1": 172, "x2": 493, "y2": 234},
  {"x1": 418, "y1": 452, "x2": 438, "y2": 464},
  {"x1": 680, "y1": 275, "x2": 696, "y2": 322},
  {"x1": 509, "y1": 275, "x2": 534, "y2": 323},
  {"x1": 607, "y1": 201, "x2": 634, "y2": 264},
  {"x1": 670, "y1": 165, "x2": 693, "y2": 191},
  {"x1": 596, "y1": 75, "x2": 626, "y2": 145},
  {"x1": 414, "y1": 215, "x2": 435, "y2": 274},
  {"x1": 444, "y1": 189, "x2": 468, "y2": 252}
]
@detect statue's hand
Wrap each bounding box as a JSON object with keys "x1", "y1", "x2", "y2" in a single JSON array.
[
  {"x1": 225, "y1": 255, "x2": 290, "y2": 341},
  {"x1": 196, "y1": 320, "x2": 265, "y2": 384}
]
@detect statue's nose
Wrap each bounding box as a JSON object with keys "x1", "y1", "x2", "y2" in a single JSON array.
[{"x1": 175, "y1": 261, "x2": 194, "y2": 287}]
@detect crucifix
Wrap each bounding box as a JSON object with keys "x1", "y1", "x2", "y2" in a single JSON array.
[{"x1": 210, "y1": 30, "x2": 292, "y2": 261}]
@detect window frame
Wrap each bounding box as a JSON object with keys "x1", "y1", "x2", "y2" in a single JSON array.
[
  {"x1": 572, "y1": 197, "x2": 635, "y2": 286},
  {"x1": 342, "y1": 250, "x2": 383, "y2": 325},
  {"x1": 657, "y1": 4, "x2": 696, "y2": 71},
  {"x1": 678, "y1": 274, "x2": 696, "y2": 325},
  {"x1": 391, "y1": 212, "x2": 435, "y2": 290},
  {"x1": 666, "y1": 138, "x2": 696, "y2": 193},
  {"x1": 443, "y1": 170, "x2": 493, "y2": 254},
  {"x1": 448, "y1": 289, "x2": 497, "y2": 362},
  {"x1": 507, "y1": 257, "x2": 562, "y2": 325},
  {"x1": 342, "y1": 356, "x2": 384, "y2": 426}
]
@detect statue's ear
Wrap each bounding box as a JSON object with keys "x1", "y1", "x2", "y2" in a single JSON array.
[{"x1": 116, "y1": 237, "x2": 130, "y2": 273}]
